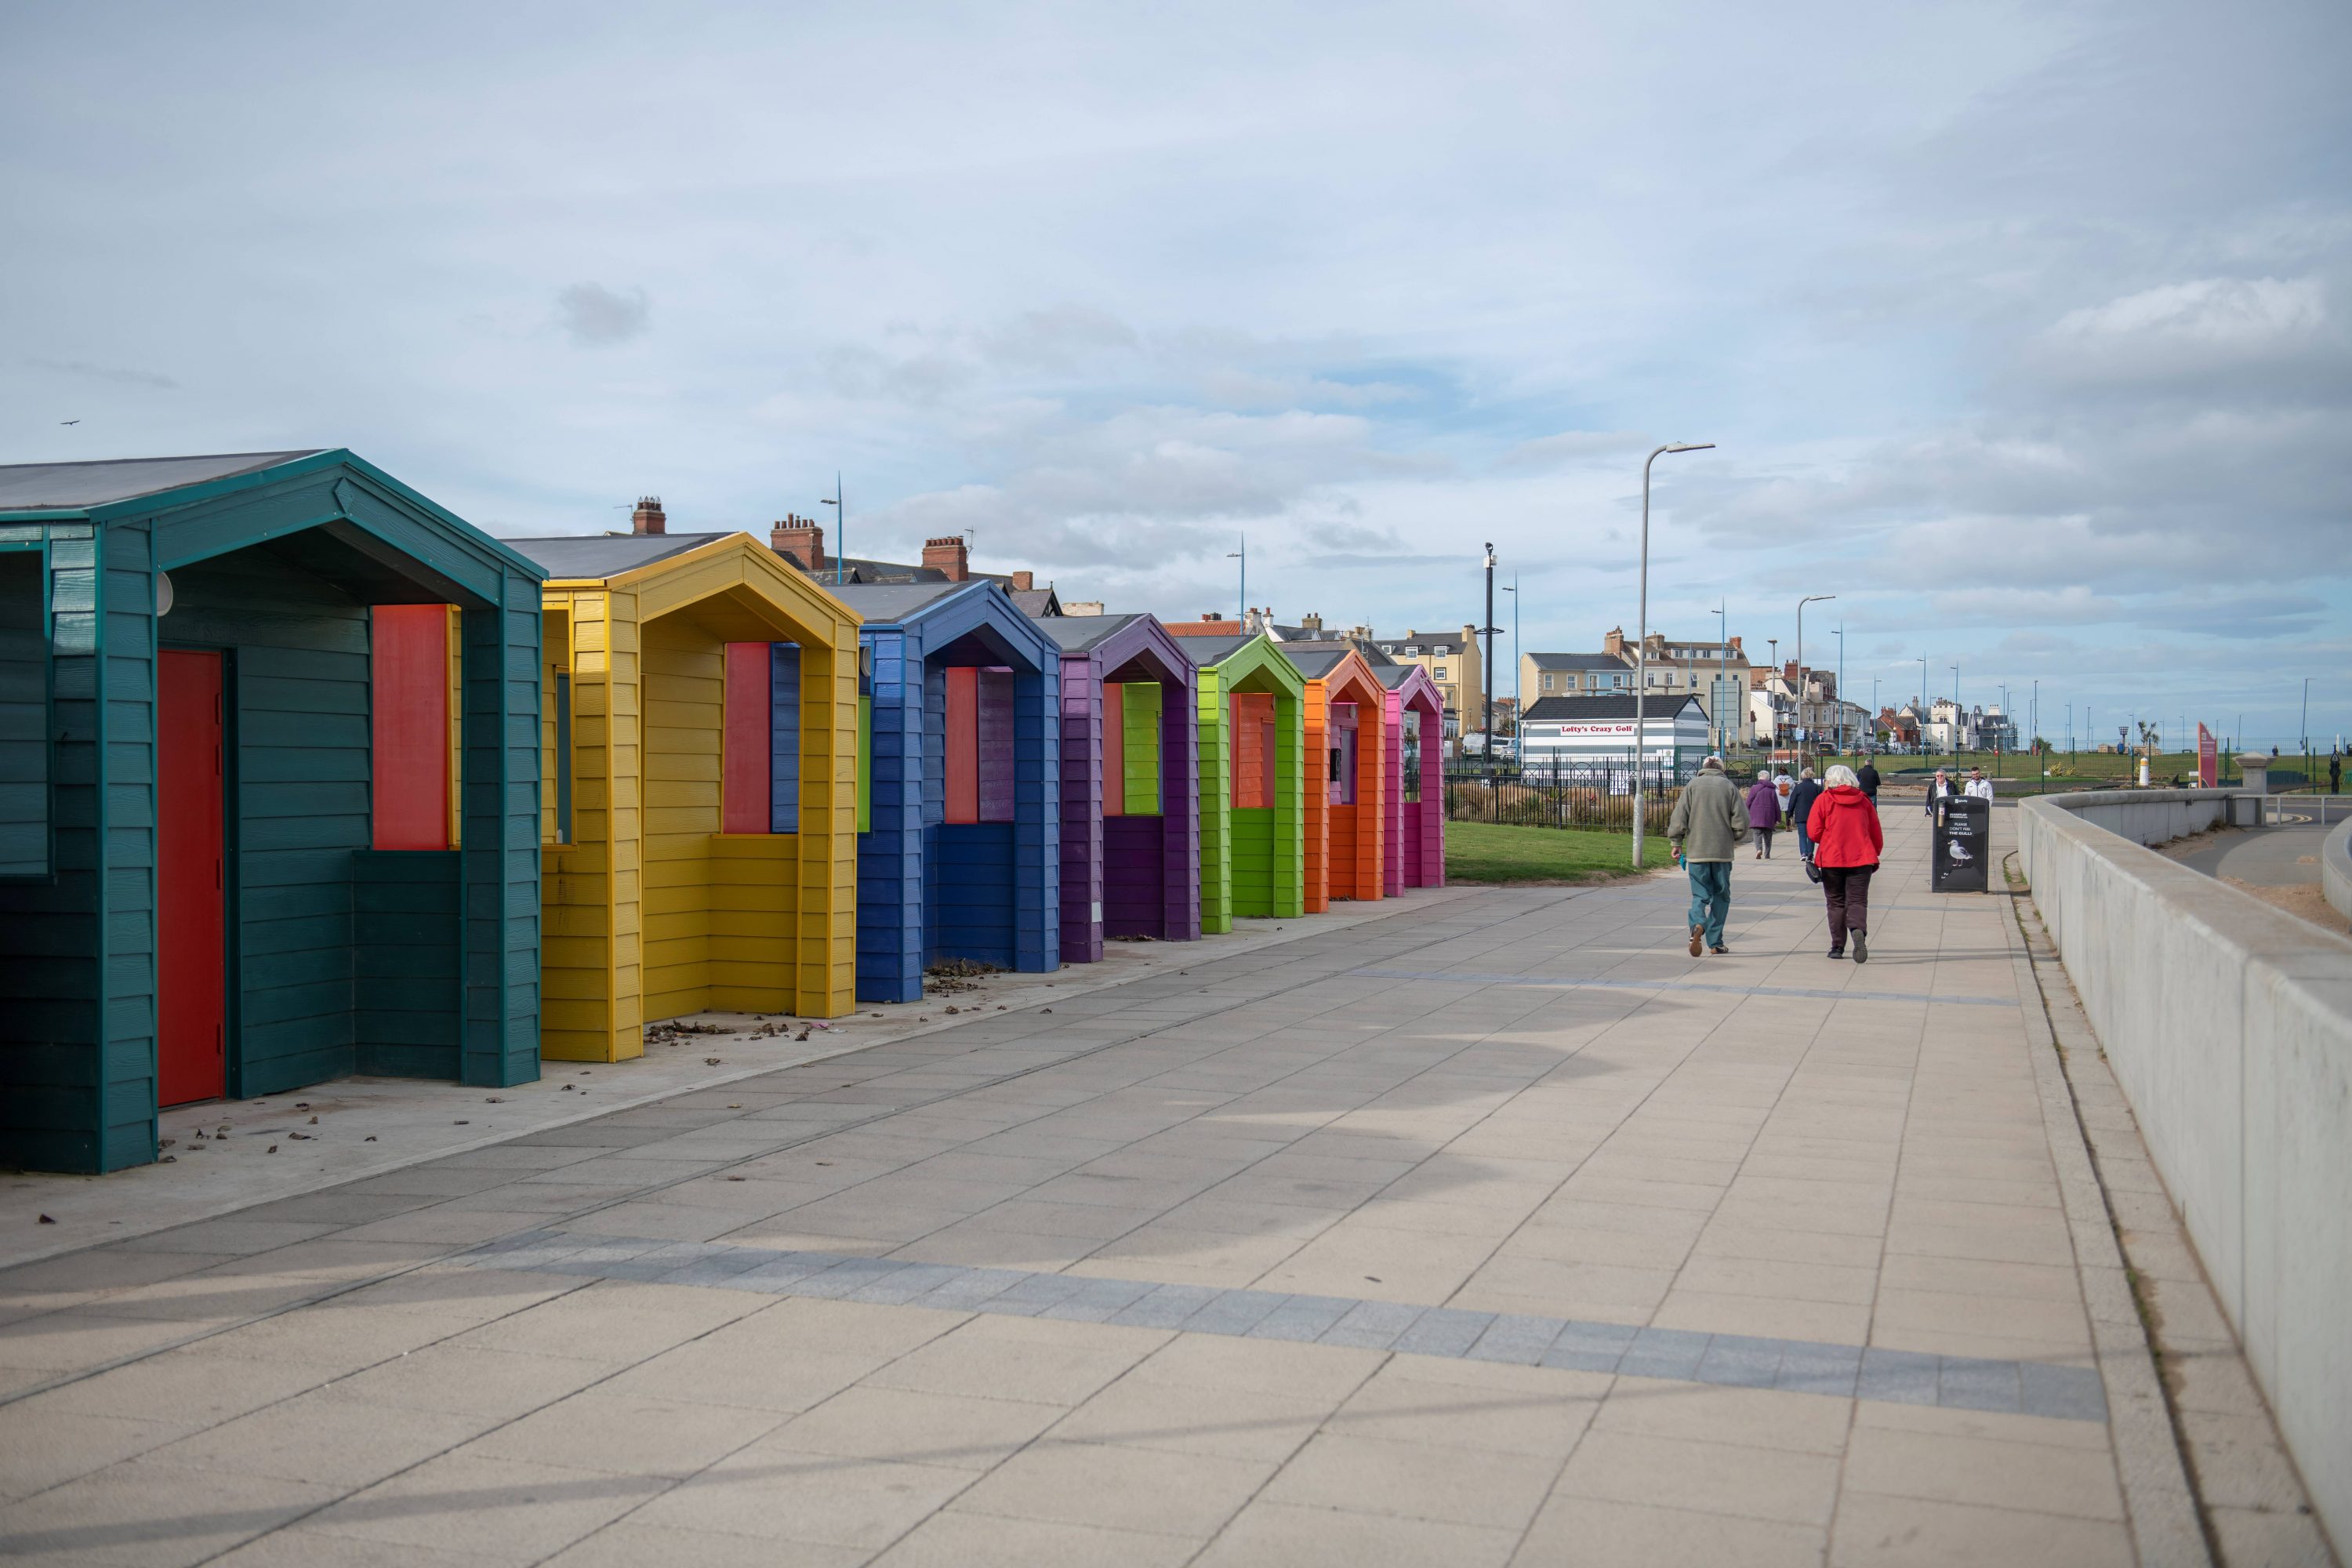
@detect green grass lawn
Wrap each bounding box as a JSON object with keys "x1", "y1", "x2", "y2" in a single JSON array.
[{"x1": 1445, "y1": 819, "x2": 1671, "y2": 884}]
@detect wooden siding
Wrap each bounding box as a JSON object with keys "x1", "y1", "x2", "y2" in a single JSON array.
[
  {"x1": 171, "y1": 549, "x2": 372, "y2": 1096},
  {"x1": 0, "y1": 550, "x2": 45, "y2": 876},
  {"x1": 1102, "y1": 815, "x2": 1165, "y2": 937},
  {"x1": 1302, "y1": 659, "x2": 1387, "y2": 910},
  {"x1": 855, "y1": 588, "x2": 1060, "y2": 1002},
  {"x1": 1120, "y1": 681, "x2": 1161, "y2": 815},
  {"x1": 353, "y1": 848, "x2": 461, "y2": 1076},
  {"x1": 1054, "y1": 650, "x2": 1103, "y2": 964},
  {"x1": 0, "y1": 521, "x2": 125, "y2": 1171},
  {"x1": 1, "y1": 455, "x2": 546, "y2": 1172},
  {"x1": 540, "y1": 538, "x2": 858, "y2": 1056},
  {"x1": 1192, "y1": 641, "x2": 1305, "y2": 931}
]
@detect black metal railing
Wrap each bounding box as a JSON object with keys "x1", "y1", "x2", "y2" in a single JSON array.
[{"x1": 1443, "y1": 765, "x2": 1684, "y2": 836}]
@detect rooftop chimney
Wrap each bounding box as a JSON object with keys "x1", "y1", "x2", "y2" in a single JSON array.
[
  {"x1": 770, "y1": 514, "x2": 826, "y2": 573},
  {"x1": 1203, "y1": 611, "x2": 1225, "y2": 622},
  {"x1": 1299, "y1": 612, "x2": 1323, "y2": 633},
  {"x1": 921, "y1": 535, "x2": 970, "y2": 582},
  {"x1": 1603, "y1": 626, "x2": 1624, "y2": 657},
  {"x1": 1011, "y1": 570, "x2": 1033, "y2": 591},
  {"x1": 630, "y1": 495, "x2": 666, "y2": 535}
]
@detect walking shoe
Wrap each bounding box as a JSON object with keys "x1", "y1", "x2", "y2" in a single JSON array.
[
  {"x1": 1688, "y1": 924, "x2": 1704, "y2": 957},
  {"x1": 1827, "y1": 947, "x2": 1844, "y2": 959},
  {"x1": 1711, "y1": 945, "x2": 1730, "y2": 955},
  {"x1": 1853, "y1": 930, "x2": 1868, "y2": 964}
]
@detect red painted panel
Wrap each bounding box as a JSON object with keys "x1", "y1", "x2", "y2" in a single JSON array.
[
  {"x1": 945, "y1": 666, "x2": 979, "y2": 825},
  {"x1": 1100, "y1": 682, "x2": 1125, "y2": 818},
  {"x1": 158, "y1": 650, "x2": 226, "y2": 1107},
  {"x1": 1232, "y1": 691, "x2": 1275, "y2": 810},
  {"x1": 723, "y1": 642, "x2": 771, "y2": 834},
  {"x1": 370, "y1": 605, "x2": 449, "y2": 851}
]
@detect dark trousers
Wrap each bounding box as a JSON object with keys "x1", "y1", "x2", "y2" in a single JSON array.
[
  {"x1": 1821, "y1": 865, "x2": 1874, "y2": 948},
  {"x1": 1755, "y1": 826, "x2": 1775, "y2": 857}
]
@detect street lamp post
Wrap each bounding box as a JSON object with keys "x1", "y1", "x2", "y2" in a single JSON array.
[
  {"x1": 1630, "y1": 441, "x2": 1714, "y2": 870},
  {"x1": 1227, "y1": 535, "x2": 1246, "y2": 625},
  {"x1": 1711, "y1": 600, "x2": 1730, "y2": 757},
  {"x1": 1501, "y1": 576, "x2": 1519, "y2": 742},
  {"x1": 1795, "y1": 595, "x2": 1834, "y2": 757},
  {"x1": 819, "y1": 474, "x2": 846, "y2": 586},
  {"x1": 1998, "y1": 683, "x2": 2010, "y2": 779},
  {"x1": 1481, "y1": 544, "x2": 1497, "y2": 765},
  {"x1": 1951, "y1": 666, "x2": 1962, "y2": 757},
  {"x1": 1833, "y1": 624, "x2": 1845, "y2": 758},
  {"x1": 1918, "y1": 656, "x2": 1929, "y2": 756}
]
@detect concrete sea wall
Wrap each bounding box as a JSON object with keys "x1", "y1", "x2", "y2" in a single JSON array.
[{"x1": 2018, "y1": 789, "x2": 2352, "y2": 1549}]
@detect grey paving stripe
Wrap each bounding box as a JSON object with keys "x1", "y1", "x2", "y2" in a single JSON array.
[
  {"x1": 1347, "y1": 966, "x2": 2020, "y2": 1008},
  {"x1": 466, "y1": 1231, "x2": 2107, "y2": 1422}
]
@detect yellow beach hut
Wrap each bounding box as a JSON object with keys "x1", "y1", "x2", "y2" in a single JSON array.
[{"x1": 509, "y1": 521, "x2": 862, "y2": 1060}]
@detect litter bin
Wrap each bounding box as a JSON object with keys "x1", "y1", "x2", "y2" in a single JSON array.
[{"x1": 1931, "y1": 796, "x2": 1991, "y2": 893}]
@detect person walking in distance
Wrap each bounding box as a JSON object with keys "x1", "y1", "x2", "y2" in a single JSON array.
[
  {"x1": 1788, "y1": 766, "x2": 1824, "y2": 865},
  {"x1": 1964, "y1": 766, "x2": 1994, "y2": 801},
  {"x1": 1857, "y1": 757, "x2": 1880, "y2": 800},
  {"x1": 1809, "y1": 764, "x2": 1884, "y2": 961},
  {"x1": 2327, "y1": 752, "x2": 2339, "y2": 794},
  {"x1": 1671, "y1": 756, "x2": 1751, "y2": 956},
  {"x1": 1926, "y1": 768, "x2": 1956, "y2": 816},
  {"x1": 1745, "y1": 768, "x2": 1782, "y2": 859}
]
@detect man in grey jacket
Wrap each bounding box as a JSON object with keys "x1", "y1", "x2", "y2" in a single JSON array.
[{"x1": 1668, "y1": 755, "x2": 1751, "y2": 955}]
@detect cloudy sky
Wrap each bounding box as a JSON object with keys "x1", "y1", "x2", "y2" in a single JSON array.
[{"x1": 5, "y1": 0, "x2": 2345, "y2": 747}]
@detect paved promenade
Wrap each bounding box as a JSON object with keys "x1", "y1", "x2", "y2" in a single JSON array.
[{"x1": 0, "y1": 808, "x2": 2312, "y2": 1563}]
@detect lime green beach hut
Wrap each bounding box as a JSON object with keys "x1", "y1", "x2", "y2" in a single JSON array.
[{"x1": 1171, "y1": 631, "x2": 1305, "y2": 931}]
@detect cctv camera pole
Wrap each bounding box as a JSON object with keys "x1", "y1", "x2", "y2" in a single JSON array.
[{"x1": 1631, "y1": 442, "x2": 1715, "y2": 869}]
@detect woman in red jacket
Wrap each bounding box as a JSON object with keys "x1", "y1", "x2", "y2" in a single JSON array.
[{"x1": 1806, "y1": 763, "x2": 1884, "y2": 962}]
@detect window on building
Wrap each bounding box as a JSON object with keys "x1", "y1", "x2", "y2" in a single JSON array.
[{"x1": 1434, "y1": 665, "x2": 1447, "y2": 679}]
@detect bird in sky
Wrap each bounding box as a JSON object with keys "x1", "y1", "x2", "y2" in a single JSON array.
[{"x1": 60, "y1": 419, "x2": 80, "y2": 426}]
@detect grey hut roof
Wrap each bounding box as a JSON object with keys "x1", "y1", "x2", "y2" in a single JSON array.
[
  {"x1": 503, "y1": 532, "x2": 737, "y2": 578},
  {"x1": 829, "y1": 580, "x2": 975, "y2": 625},
  {"x1": 1283, "y1": 648, "x2": 1352, "y2": 678},
  {"x1": 0, "y1": 451, "x2": 325, "y2": 511},
  {"x1": 1035, "y1": 612, "x2": 1152, "y2": 654},
  {"x1": 1174, "y1": 633, "x2": 1261, "y2": 664}
]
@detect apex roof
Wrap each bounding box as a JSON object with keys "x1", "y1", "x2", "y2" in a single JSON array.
[
  {"x1": 503, "y1": 532, "x2": 738, "y2": 579},
  {"x1": 0, "y1": 451, "x2": 324, "y2": 511}
]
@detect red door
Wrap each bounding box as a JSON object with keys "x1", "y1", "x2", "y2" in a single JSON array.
[{"x1": 158, "y1": 651, "x2": 226, "y2": 1105}]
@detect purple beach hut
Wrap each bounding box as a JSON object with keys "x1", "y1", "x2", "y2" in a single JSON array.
[{"x1": 1034, "y1": 613, "x2": 1201, "y2": 963}]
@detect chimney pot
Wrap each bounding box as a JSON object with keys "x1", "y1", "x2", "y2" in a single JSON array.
[
  {"x1": 631, "y1": 495, "x2": 666, "y2": 535},
  {"x1": 920, "y1": 535, "x2": 970, "y2": 582},
  {"x1": 770, "y1": 516, "x2": 826, "y2": 572}
]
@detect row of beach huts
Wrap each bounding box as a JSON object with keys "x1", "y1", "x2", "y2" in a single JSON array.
[{"x1": 0, "y1": 450, "x2": 1444, "y2": 1172}]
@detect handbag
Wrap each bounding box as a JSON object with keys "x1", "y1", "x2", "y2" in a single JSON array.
[{"x1": 1803, "y1": 857, "x2": 1824, "y2": 884}]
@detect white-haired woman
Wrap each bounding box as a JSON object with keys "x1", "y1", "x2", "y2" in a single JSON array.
[{"x1": 1806, "y1": 763, "x2": 1884, "y2": 961}]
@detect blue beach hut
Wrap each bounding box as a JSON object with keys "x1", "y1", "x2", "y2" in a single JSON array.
[{"x1": 837, "y1": 581, "x2": 1061, "y2": 1002}]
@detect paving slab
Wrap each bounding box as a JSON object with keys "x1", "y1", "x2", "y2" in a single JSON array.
[{"x1": 0, "y1": 808, "x2": 2330, "y2": 1563}]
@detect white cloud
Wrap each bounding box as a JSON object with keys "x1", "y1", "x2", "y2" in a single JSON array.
[{"x1": 2049, "y1": 277, "x2": 2325, "y2": 347}]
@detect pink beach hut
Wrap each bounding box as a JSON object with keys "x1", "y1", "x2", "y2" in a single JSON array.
[{"x1": 1376, "y1": 662, "x2": 1444, "y2": 893}]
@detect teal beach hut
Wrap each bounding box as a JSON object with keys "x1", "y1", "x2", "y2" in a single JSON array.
[{"x1": 0, "y1": 452, "x2": 546, "y2": 1173}]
